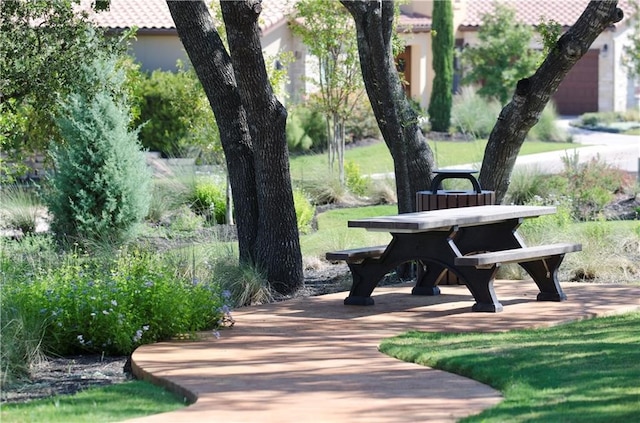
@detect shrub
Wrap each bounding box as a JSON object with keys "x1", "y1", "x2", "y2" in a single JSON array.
[
  {"x1": 345, "y1": 96, "x2": 380, "y2": 142},
  {"x1": 562, "y1": 152, "x2": 633, "y2": 220},
  {"x1": 293, "y1": 188, "x2": 316, "y2": 234},
  {"x1": 527, "y1": 102, "x2": 568, "y2": 142},
  {"x1": 345, "y1": 160, "x2": 369, "y2": 196},
  {"x1": 302, "y1": 172, "x2": 354, "y2": 205},
  {"x1": 169, "y1": 206, "x2": 205, "y2": 232},
  {"x1": 0, "y1": 185, "x2": 42, "y2": 234},
  {"x1": 297, "y1": 106, "x2": 328, "y2": 151},
  {"x1": 134, "y1": 66, "x2": 222, "y2": 163},
  {"x1": 147, "y1": 177, "x2": 190, "y2": 224},
  {"x1": 188, "y1": 177, "x2": 227, "y2": 224},
  {"x1": 286, "y1": 109, "x2": 313, "y2": 152},
  {"x1": 0, "y1": 244, "x2": 230, "y2": 360},
  {"x1": 451, "y1": 86, "x2": 501, "y2": 138},
  {"x1": 578, "y1": 110, "x2": 640, "y2": 127},
  {"x1": 367, "y1": 178, "x2": 397, "y2": 205},
  {"x1": 505, "y1": 169, "x2": 568, "y2": 205},
  {"x1": 47, "y1": 57, "x2": 151, "y2": 247}
]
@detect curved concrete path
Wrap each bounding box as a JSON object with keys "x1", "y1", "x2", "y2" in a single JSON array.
[{"x1": 126, "y1": 281, "x2": 640, "y2": 422}]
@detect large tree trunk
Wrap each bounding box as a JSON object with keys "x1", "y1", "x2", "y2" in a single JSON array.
[
  {"x1": 166, "y1": 1, "x2": 258, "y2": 265},
  {"x1": 167, "y1": 0, "x2": 302, "y2": 295},
  {"x1": 221, "y1": 0, "x2": 303, "y2": 294},
  {"x1": 480, "y1": 0, "x2": 624, "y2": 203},
  {"x1": 341, "y1": 0, "x2": 435, "y2": 214}
]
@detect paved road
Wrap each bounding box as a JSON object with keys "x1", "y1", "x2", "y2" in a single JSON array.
[
  {"x1": 372, "y1": 119, "x2": 638, "y2": 180},
  {"x1": 511, "y1": 118, "x2": 639, "y2": 174}
]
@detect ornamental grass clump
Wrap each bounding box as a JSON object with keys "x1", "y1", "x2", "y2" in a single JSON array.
[{"x1": 0, "y1": 184, "x2": 43, "y2": 235}]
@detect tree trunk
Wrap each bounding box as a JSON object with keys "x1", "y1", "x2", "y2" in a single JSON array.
[
  {"x1": 341, "y1": 0, "x2": 435, "y2": 214},
  {"x1": 221, "y1": 0, "x2": 303, "y2": 294},
  {"x1": 167, "y1": 0, "x2": 302, "y2": 295},
  {"x1": 167, "y1": 0, "x2": 258, "y2": 265},
  {"x1": 479, "y1": 0, "x2": 624, "y2": 203}
]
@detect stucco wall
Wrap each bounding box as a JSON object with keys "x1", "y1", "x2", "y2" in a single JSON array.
[
  {"x1": 131, "y1": 34, "x2": 188, "y2": 72},
  {"x1": 400, "y1": 32, "x2": 432, "y2": 108},
  {"x1": 456, "y1": 28, "x2": 636, "y2": 113}
]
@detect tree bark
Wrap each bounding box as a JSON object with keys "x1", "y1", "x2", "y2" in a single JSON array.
[
  {"x1": 479, "y1": 0, "x2": 624, "y2": 203},
  {"x1": 167, "y1": 0, "x2": 302, "y2": 294},
  {"x1": 341, "y1": 0, "x2": 435, "y2": 214}
]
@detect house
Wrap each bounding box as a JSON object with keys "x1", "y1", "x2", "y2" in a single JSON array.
[
  {"x1": 456, "y1": 0, "x2": 638, "y2": 115},
  {"x1": 91, "y1": 0, "x2": 639, "y2": 115}
]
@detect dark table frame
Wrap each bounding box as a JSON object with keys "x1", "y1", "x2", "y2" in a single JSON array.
[{"x1": 344, "y1": 205, "x2": 568, "y2": 311}]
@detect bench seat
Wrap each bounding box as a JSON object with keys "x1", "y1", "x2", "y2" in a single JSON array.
[
  {"x1": 455, "y1": 243, "x2": 582, "y2": 268},
  {"x1": 326, "y1": 245, "x2": 388, "y2": 263}
]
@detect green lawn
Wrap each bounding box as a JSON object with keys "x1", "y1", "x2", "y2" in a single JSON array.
[
  {"x1": 0, "y1": 381, "x2": 187, "y2": 423},
  {"x1": 380, "y1": 311, "x2": 640, "y2": 423},
  {"x1": 290, "y1": 139, "x2": 576, "y2": 181}
]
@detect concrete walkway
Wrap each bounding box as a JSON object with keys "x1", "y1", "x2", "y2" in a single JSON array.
[
  {"x1": 127, "y1": 281, "x2": 640, "y2": 422},
  {"x1": 513, "y1": 119, "x2": 639, "y2": 174}
]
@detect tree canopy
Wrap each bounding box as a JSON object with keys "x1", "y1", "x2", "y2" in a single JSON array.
[
  {"x1": 0, "y1": 0, "x2": 126, "y2": 180},
  {"x1": 460, "y1": 2, "x2": 541, "y2": 105},
  {"x1": 291, "y1": 0, "x2": 365, "y2": 183}
]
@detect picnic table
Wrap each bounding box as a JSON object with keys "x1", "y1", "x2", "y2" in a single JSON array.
[{"x1": 326, "y1": 205, "x2": 581, "y2": 312}]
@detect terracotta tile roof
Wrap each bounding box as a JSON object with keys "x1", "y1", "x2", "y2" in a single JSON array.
[
  {"x1": 90, "y1": 0, "x2": 293, "y2": 33},
  {"x1": 398, "y1": 11, "x2": 432, "y2": 33},
  {"x1": 460, "y1": 0, "x2": 630, "y2": 28}
]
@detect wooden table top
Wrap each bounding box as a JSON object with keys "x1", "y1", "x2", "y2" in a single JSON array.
[{"x1": 348, "y1": 205, "x2": 556, "y2": 233}]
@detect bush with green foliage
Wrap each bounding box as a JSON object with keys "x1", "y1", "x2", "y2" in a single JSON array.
[
  {"x1": 169, "y1": 206, "x2": 206, "y2": 232},
  {"x1": 188, "y1": 177, "x2": 227, "y2": 224},
  {"x1": 296, "y1": 106, "x2": 328, "y2": 151},
  {"x1": 134, "y1": 66, "x2": 222, "y2": 163},
  {"x1": 293, "y1": 188, "x2": 316, "y2": 234},
  {"x1": 146, "y1": 177, "x2": 190, "y2": 224},
  {"x1": 562, "y1": 153, "x2": 632, "y2": 221},
  {"x1": 505, "y1": 169, "x2": 568, "y2": 206},
  {"x1": 1, "y1": 238, "x2": 231, "y2": 385},
  {"x1": 345, "y1": 96, "x2": 381, "y2": 142},
  {"x1": 508, "y1": 153, "x2": 634, "y2": 221},
  {"x1": 576, "y1": 110, "x2": 640, "y2": 131},
  {"x1": 345, "y1": 160, "x2": 369, "y2": 196},
  {"x1": 47, "y1": 58, "x2": 151, "y2": 246},
  {"x1": 0, "y1": 1, "x2": 126, "y2": 175},
  {"x1": 286, "y1": 109, "x2": 313, "y2": 152}
]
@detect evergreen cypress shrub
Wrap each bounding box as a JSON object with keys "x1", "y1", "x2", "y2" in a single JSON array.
[
  {"x1": 428, "y1": 0, "x2": 454, "y2": 132},
  {"x1": 47, "y1": 58, "x2": 151, "y2": 246}
]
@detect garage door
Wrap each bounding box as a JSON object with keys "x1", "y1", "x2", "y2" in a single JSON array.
[{"x1": 553, "y1": 49, "x2": 599, "y2": 115}]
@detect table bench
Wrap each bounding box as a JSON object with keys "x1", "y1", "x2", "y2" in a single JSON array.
[
  {"x1": 326, "y1": 245, "x2": 387, "y2": 263},
  {"x1": 326, "y1": 205, "x2": 582, "y2": 312}
]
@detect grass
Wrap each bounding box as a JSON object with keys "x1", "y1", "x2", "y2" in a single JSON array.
[
  {"x1": 379, "y1": 311, "x2": 640, "y2": 423},
  {"x1": 0, "y1": 380, "x2": 187, "y2": 422},
  {"x1": 289, "y1": 139, "x2": 576, "y2": 181},
  {"x1": 300, "y1": 205, "x2": 640, "y2": 284},
  {"x1": 300, "y1": 204, "x2": 396, "y2": 258},
  {"x1": 1, "y1": 134, "x2": 634, "y2": 421}
]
